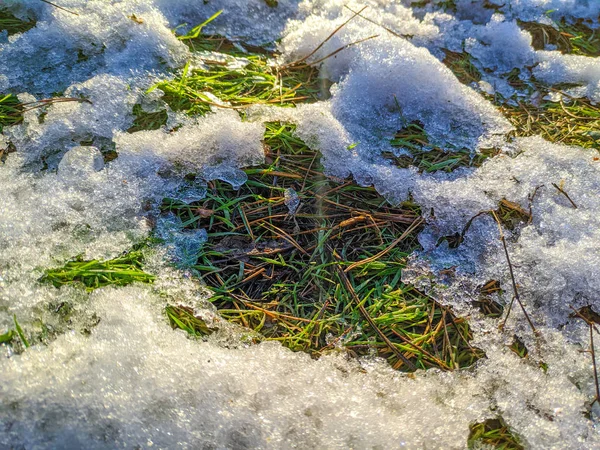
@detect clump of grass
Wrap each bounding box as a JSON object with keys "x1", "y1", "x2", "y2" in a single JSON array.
[
  {"x1": 154, "y1": 57, "x2": 320, "y2": 117},
  {"x1": 500, "y1": 95, "x2": 600, "y2": 152},
  {"x1": 161, "y1": 122, "x2": 484, "y2": 371},
  {"x1": 443, "y1": 50, "x2": 482, "y2": 85},
  {"x1": 0, "y1": 94, "x2": 22, "y2": 163},
  {"x1": 0, "y1": 315, "x2": 32, "y2": 354},
  {"x1": 521, "y1": 19, "x2": 600, "y2": 56},
  {"x1": 0, "y1": 94, "x2": 23, "y2": 132},
  {"x1": 386, "y1": 121, "x2": 499, "y2": 173},
  {"x1": 153, "y1": 12, "x2": 321, "y2": 117},
  {"x1": 509, "y1": 334, "x2": 528, "y2": 358},
  {"x1": 127, "y1": 103, "x2": 168, "y2": 133},
  {"x1": 166, "y1": 305, "x2": 216, "y2": 337},
  {"x1": 468, "y1": 418, "x2": 524, "y2": 450},
  {"x1": 0, "y1": 9, "x2": 36, "y2": 35},
  {"x1": 473, "y1": 280, "x2": 505, "y2": 318},
  {"x1": 496, "y1": 198, "x2": 531, "y2": 230},
  {"x1": 41, "y1": 250, "x2": 155, "y2": 291}
]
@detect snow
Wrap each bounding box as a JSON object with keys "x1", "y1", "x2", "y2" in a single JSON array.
[{"x1": 1, "y1": 0, "x2": 600, "y2": 448}]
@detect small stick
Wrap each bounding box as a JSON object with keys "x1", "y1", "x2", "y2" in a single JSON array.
[
  {"x1": 305, "y1": 35, "x2": 379, "y2": 66},
  {"x1": 551, "y1": 183, "x2": 578, "y2": 209},
  {"x1": 491, "y1": 211, "x2": 538, "y2": 334},
  {"x1": 499, "y1": 295, "x2": 516, "y2": 331},
  {"x1": 40, "y1": 0, "x2": 79, "y2": 16},
  {"x1": 527, "y1": 185, "x2": 544, "y2": 224},
  {"x1": 570, "y1": 306, "x2": 600, "y2": 405},
  {"x1": 283, "y1": 5, "x2": 369, "y2": 68},
  {"x1": 344, "y1": 5, "x2": 408, "y2": 39}
]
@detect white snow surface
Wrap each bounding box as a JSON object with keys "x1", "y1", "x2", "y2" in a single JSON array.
[{"x1": 1, "y1": 0, "x2": 600, "y2": 448}]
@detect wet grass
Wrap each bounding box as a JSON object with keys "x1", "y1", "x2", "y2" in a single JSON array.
[
  {"x1": 0, "y1": 93, "x2": 23, "y2": 132},
  {"x1": 166, "y1": 305, "x2": 216, "y2": 337},
  {"x1": 127, "y1": 103, "x2": 168, "y2": 133},
  {"x1": 41, "y1": 250, "x2": 155, "y2": 291},
  {"x1": 154, "y1": 57, "x2": 320, "y2": 117},
  {"x1": 162, "y1": 122, "x2": 485, "y2": 371},
  {"x1": 468, "y1": 418, "x2": 524, "y2": 450},
  {"x1": 385, "y1": 120, "x2": 499, "y2": 173},
  {"x1": 443, "y1": 50, "x2": 482, "y2": 86},
  {"x1": 151, "y1": 12, "x2": 322, "y2": 118},
  {"x1": 441, "y1": 41, "x2": 600, "y2": 154},
  {"x1": 0, "y1": 9, "x2": 36, "y2": 36}
]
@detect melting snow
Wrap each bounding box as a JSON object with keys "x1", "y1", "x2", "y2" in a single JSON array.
[{"x1": 1, "y1": 0, "x2": 600, "y2": 448}]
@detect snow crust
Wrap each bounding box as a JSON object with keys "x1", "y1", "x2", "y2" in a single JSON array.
[{"x1": 1, "y1": 0, "x2": 600, "y2": 448}]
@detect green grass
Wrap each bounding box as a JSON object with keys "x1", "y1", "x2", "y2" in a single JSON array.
[
  {"x1": 0, "y1": 94, "x2": 23, "y2": 132},
  {"x1": 40, "y1": 250, "x2": 155, "y2": 291},
  {"x1": 468, "y1": 418, "x2": 524, "y2": 450},
  {"x1": 443, "y1": 50, "x2": 482, "y2": 85},
  {"x1": 386, "y1": 121, "x2": 499, "y2": 173},
  {"x1": 473, "y1": 280, "x2": 505, "y2": 318},
  {"x1": 162, "y1": 122, "x2": 485, "y2": 371},
  {"x1": 166, "y1": 305, "x2": 215, "y2": 337},
  {"x1": 0, "y1": 9, "x2": 36, "y2": 35},
  {"x1": 499, "y1": 95, "x2": 600, "y2": 152},
  {"x1": 521, "y1": 20, "x2": 600, "y2": 56},
  {"x1": 0, "y1": 315, "x2": 31, "y2": 354},
  {"x1": 154, "y1": 57, "x2": 320, "y2": 117},
  {"x1": 509, "y1": 335, "x2": 528, "y2": 358},
  {"x1": 127, "y1": 103, "x2": 168, "y2": 133},
  {"x1": 0, "y1": 94, "x2": 22, "y2": 163},
  {"x1": 440, "y1": 39, "x2": 600, "y2": 154},
  {"x1": 152, "y1": 13, "x2": 322, "y2": 118}
]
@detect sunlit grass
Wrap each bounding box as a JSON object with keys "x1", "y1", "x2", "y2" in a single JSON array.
[
  {"x1": 162, "y1": 122, "x2": 485, "y2": 371},
  {"x1": 468, "y1": 418, "x2": 524, "y2": 450},
  {"x1": 41, "y1": 251, "x2": 155, "y2": 291}
]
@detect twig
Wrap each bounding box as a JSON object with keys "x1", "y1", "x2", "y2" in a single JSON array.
[
  {"x1": 40, "y1": 0, "x2": 79, "y2": 15},
  {"x1": 551, "y1": 182, "x2": 578, "y2": 209},
  {"x1": 491, "y1": 211, "x2": 538, "y2": 334},
  {"x1": 18, "y1": 97, "x2": 92, "y2": 114},
  {"x1": 500, "y1": 295, "x2": 516, "y2": 331},
  {"x1": 344, "y1": 5, "x2": 410, "y2": 39},
  {"x1": 570, "y1": 305, "x2": 600, "y2": 405},
  {"x1": 282, "y1": 6, "x2": 369, "y2": 68},
  {"x1": 527, "y1": 185, "x2": 544, "y2": 224},
  {"x1": 331, "y1": 249, "x2": 418, "y2": 371},
  {"x1": 306, "y1": 35, "x2": 379, "y2": 66}
]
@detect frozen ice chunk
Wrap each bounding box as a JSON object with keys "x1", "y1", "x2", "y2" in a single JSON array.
[
  {"x1": 465, "y1": 15, "x2": 536, "y2": 72},
  {"x1": 116, "y1": 109, "x2": 265, "y2": 174},
  {"x1": 156, "y1": 214, "x2": 207, "y2": 268},
  {"x1": 58, "y1": 146, "x2": 105, "y2": 178},
  {"x1": 534, "y1": 51, "x2": 600, "y2": 102},
  {"x1": 284, "y1": 187, "x2": 300, "y2": 214}
]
